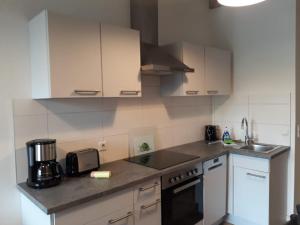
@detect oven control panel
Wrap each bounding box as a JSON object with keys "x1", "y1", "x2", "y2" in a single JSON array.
[{"x1": 161, "y1": 162, "x2": 203, "y2": 189}]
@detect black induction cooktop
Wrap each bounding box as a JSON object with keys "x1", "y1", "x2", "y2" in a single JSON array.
[{"x1": 126, "y1": 150, "x2": 199, "y2": 170}]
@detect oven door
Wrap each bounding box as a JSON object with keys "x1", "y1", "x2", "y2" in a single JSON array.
[{"x1": 162, "y1": 175, "x2": 203, "y2": 225}]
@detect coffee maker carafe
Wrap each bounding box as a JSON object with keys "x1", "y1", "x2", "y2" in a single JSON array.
[{"x1": 26, "y1": 139, "x2": 63, "y2": 188}]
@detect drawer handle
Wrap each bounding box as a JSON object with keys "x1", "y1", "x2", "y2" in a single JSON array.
[
  {"x1": 186, "y1": 91, "x2": 199, "y2": 95},
  {"x1": 173, "y1": 179, "x2": 201, "y2": 194},
  {"x1": 139, "y1": 182, "x2": 159, "y2": 192},
  {"x1": 74, "y1": 90, "x2": 101, "y2": 95},
  {"x1": 207, "y1": 90, "x2": 219, "y2": 95},
  {"x1": 208, "y1": 163, "x2": 223, "y2": 171},
  {"x1": 141, "y1": 199, "x2": 161, "y2": 210},
  {"x1": 246, "y1": 172, "x2": 266, "y2": 179},
  {"x1": 120, "y1": 90, "x2": 140, "y2": 96},
  {"x1": 108, "y1": 212, "x2": 133, "y2": 224}
]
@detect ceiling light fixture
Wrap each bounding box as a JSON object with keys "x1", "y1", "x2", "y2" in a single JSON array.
[{"x1": 217, "y1": 0, "x2": 266, "y2": 7}]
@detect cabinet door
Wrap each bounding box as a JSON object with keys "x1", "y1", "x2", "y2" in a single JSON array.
[
  {"x1": 182, "y1": 43, "x2": 205, "y2": 96},
  {"x1": 134, "y1": 179, "x2": 161, "y2": 225},
  {"x1": 233, "y1": 166, "x2": 269, "y2": 225},
  {"x1": 86, "y1": 207, "x2": 134, "y2": 225},
  {"x1": 48, "y1": 12, "x2": 102, "y2": 97},
  {"x1": 204, "y1": 157, "x2": 227, "y2": 225},
  {"x1": 55, "y1": 189, "x2": 133, "y2": 225},
  {"x1": 205, "y1": 47, "x2": 231, "y2": 95},
  {"x1": 135, "y1": 200, "x2": 161, "y2": 225},
  {"x1": 101, "y1": 24, "x2": 141, "y2": 97}
]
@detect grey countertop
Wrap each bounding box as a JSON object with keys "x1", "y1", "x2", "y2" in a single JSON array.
[{"x1": 17, "y1": 141, "x2": 289, "y2": 215}]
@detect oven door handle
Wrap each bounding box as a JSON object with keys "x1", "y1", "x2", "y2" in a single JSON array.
[{"x1": 173, "y1": 178, "x2": 201, "y2": 194}]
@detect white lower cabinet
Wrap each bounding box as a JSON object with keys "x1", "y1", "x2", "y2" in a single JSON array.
[
  {"x1": 203, "y1": 155, "x2": 227, "y2": 225},
  {"x1": 20, "y1": 179, "x2": 161, "y2": 225},
  {"x1": 54, "y1": 189, "x2": 134, "y2": 225},
  {"x1": 228, "y1": 153, "x2": 288, "y2": 225},
  {"x1": 134, "y1": 179, "x2": 161, "y2": 225},
  {"x1": 86, "y1": 208, "x2": 135, "y2": 225},
  {"x1": 233, "y1": 167, "x2": 269, "y2": 225}
]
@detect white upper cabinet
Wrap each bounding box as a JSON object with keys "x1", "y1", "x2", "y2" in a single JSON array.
[
  {"x1": 161, "y1": 43, "x2": 232, "y2": 96},
  {"x1": 29, "y1": 10, "x2": 103, "y2": 99},
  {"x1": 161, "y1": 42, "x2": 205, "y2": 96},
  {"x1": 101, "y1": 24, "x2": 141, "y2": 97},
  {"x1": 205, "y1": 47, "x2": 232, "y2": 95}
]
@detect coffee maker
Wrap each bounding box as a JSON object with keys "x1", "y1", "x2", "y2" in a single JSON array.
[
  {"x1": 26, "y1": 139, "x2": 63, "y2": 188},
  {"x1": 205, "y1": 125, "x2": 218, "y2": 143}
]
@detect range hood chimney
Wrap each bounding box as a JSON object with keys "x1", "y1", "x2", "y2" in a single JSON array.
[{"x1": 130, "y1": 0, "x2": 195, "y2": 75}]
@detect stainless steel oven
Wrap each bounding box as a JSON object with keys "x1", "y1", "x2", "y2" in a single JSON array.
[{"x1": 161, "y1": 162, "x2": 203, "y2": 225}]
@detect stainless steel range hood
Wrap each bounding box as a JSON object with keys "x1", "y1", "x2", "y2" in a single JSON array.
[{"x1": 130, "y1": 0, "x2": 194, "y2": 75}]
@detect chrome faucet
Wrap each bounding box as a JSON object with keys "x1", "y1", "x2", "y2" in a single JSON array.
[{"x1": 241, "y1": 117, "x2": 252, "y2": 145}]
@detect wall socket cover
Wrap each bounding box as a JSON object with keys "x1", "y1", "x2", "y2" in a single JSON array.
[{"x1": 98, "y1": 140, "x2": 107, "y2": 152}]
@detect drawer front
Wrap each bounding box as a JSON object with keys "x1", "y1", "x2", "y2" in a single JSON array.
[
  {"x1": 134, "y1": 178, "x2": 161, "y2": 207},
  {"x1": 233, "y1": 166, "x2": 269, "y2": 225},
  {"x1": 135, "y1": 199, "x2": 161, "y2": 225},
  {"x1": 232, "y1": 154, "x2": 269, "y2": 173},
  {"x1": 86, "y1": 206, "x2": 134, "y2": 225},
  {"x1": 55, "y1": 189, "x2": 133, "y2": 225}
]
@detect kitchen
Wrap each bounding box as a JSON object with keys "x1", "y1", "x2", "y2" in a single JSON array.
[{"x1": 0, "y1": 0, "x2": 298, "y2": 225}]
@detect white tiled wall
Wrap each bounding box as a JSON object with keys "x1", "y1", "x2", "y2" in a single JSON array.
[
  {"x1": 13, "y1": 76, "x2": 212, "y2": 183},
  {"x1": 213, "y1": 93, "x2": 291, "y2": 146}
]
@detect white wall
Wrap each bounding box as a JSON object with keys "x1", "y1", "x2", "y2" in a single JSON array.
[
  {"x1": 211, "y1": 0, "x2": 296, "y2": 217},
  {"x1": 0, "y1": 1, "x2": 130, "y2": 224},
  {"x1": 158, "y1": 0, "x2": 215, "y2": 46},
  {"x1": 160, "y1": 0, "x2": 297, "y2": 217},
  {"x1": 1, "y1": 1, "x2": 213, "y2": 224},
  {"x1": 295, "y1": 0, "x2": 300, "y2": 209}
]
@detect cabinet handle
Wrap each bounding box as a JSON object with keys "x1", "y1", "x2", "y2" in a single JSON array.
[
  {"x1": 139, "y1": 182, "x2": 160, "y2": 192},
  {"x1": 208, "y1": 163, "x2": 223, "y2": 171},
  {"x1": 108, "y1": 212, "x2": 133, "y2": 224},
  {"x1": 186, "y1": 90, "x2": 199, "y2": 95},
  {"x1": 246, "y1": 172, "x2": 266, "y2": 179},
  {"x1": 173, "y1": 179, "x2": 201, "y2": 194},
  {"x1": 120, "y1": 90, "x2": 140, "y2": 96},
  {"x1": 74, "y1": 90, "x2": 101, "y2": 95},
  {"x1": 207, "y1": 90, "x2": 219, "y2": 95},
  {"x1": 141, "y1": 199, "x2": 161, "y2": 210}
]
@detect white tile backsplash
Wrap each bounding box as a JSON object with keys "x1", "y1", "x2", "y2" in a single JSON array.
[
  {"x1": 13, "y1": 115, "x2": 48, "y2": 149},
  {"x1": 13, "y1": 99, "x2": 48, "y2": 116},
  {"x1": 46, "y1": 98, "x2": 102, "y2": 114},
  {"x1": 249, "y1": 104, "x2": 290, "y2": 125},
  {"x1": 13, "y1": 92, "x2": 291, "y2": 183},
  {"x1": 213, "y1": 93, "x2": 291, "y2": 145},
  {"x1": 100, "y1": 134, "x2": 129, "y2": 164},
  {"x1": 251, "y1": 123, "x2": 291, "y2": 146},
  {"x1": 48, "y1": 112, "x2": 102, "y2": 142},
  {"x1": 13, "y1": 91, "x2": 212, "y2": 182},
  {"x1": 249, "y1": 93, "x2": 291, "y2": 105}
]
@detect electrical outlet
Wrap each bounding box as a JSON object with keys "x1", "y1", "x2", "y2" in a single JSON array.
[{"x1": 98, "y1": 140, "x2": 107, "y2": 152}]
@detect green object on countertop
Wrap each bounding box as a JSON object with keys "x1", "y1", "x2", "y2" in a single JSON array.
[
  {"x1": 140, "y1": 142, "x2": 151, "y2": 152},
  {"x1": 224, "y1": 139, "x2": 235, "y2": 145}
]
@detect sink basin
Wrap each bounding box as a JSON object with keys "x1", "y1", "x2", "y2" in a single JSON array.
[{"x1": 240, "y1": 144, "x2": 275, "y2": 153}]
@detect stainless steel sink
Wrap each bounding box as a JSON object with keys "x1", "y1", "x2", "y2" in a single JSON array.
[{"x1": 240, "y1": 144, "x2": 276, "y2": 153}]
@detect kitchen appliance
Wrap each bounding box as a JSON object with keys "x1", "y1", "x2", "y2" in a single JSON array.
[
  {"x1": 161, "y1": 162, "x2": 204, "y2": 225},
  {"x1": 126, "y1": 150, "x2": 199, "y2": 170},
  {"x1": 205, "y1": 125, "x2": 217, "y2": 143},
  {"x1": 130, "y1": 0, "x2": 194, "y2": 75},
  {"x1": 203, "y1": 155, "x2": 227, "y2": 225},
  {"x1": 26, "y1": 139, "x2": 63, "y2": 189},
  {"x1": 66, "y1": 148, "x2": 100, "y2": 176}
]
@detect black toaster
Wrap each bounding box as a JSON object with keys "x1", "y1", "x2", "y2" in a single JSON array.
[{"x1": 66, "y1": 148, "x2": 100, "y2": 176}]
